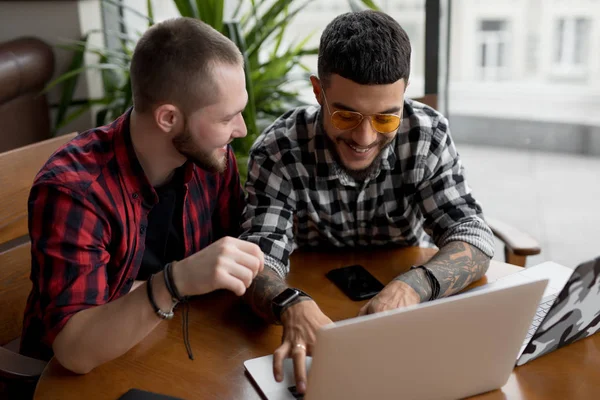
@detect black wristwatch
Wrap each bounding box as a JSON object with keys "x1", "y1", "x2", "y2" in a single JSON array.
[{"x1": 272, "y1": 288, "x2": 311, "y2": 323}]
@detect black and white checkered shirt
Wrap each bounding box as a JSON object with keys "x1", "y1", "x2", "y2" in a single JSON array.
[{"x1": 240, "y1": 100, "x2": 495, "y2": 277}]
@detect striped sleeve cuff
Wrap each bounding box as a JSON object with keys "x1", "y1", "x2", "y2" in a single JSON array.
[
  {"x1": 437, "y1": 217, "x2": 495, "y2": 258},
  {"x1": 264, "y1": 254, "x2": 289, "y2": 279}
]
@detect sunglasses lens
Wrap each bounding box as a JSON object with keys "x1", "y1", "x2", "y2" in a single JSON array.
[
  {"x1": 371, "y1": 114, "x2": 401, "y2": 133},
  {"x1": 331, "y1": 111, "x2": 363, "y2": 130},
  {"x1": 331, "y1": 111, "x2": 401, "y2": 133}
]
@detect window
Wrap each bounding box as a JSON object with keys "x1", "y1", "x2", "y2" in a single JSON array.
[
  {"x1": 447, "y1": 2, "x2": 600, "y2": 269},
  {"x1": 553, "y1": 17, "x2": 590, "y2": 76},
  {"x1": 477, "y1": 19, "x2": 509, "y2": 81}
]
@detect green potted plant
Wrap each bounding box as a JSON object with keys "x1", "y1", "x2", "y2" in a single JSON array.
[{"x1": 47, "y1": 0, "x2": 379, "y2": 175}]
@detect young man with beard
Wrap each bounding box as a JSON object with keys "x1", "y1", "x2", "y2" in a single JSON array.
[
  {"x1": 240, "y1": 10, "x2": 495, "y2": 394},
  {"x1": 20, "y1": 17, "x2": 264, "y2": 373}
]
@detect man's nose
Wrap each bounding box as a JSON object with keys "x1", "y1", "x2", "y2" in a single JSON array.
[
  {"x1": 351, "y1": 117, "x2": 377, "y2": 147},
  {"x1": 232, "y1": 114, "x2": 247, "y2": 138}
]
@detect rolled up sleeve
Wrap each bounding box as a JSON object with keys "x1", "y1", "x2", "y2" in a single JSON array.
[{"x1": 239, "y1": 149, "x2": 297, "y2": 278}]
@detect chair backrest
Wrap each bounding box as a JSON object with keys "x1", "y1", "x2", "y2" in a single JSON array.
[
  {"x1": 412, "y1": 94, "x2": 438, "y2": 110},
  {"x1": 0, "y1": 133, "x2": 76, "y2": 346},
  {"x1": 0, "y1": 133, "x2": 76, "y2": 246},
  {"x1": 0, "y1": 242, "x2": 33, "y2": 346}
]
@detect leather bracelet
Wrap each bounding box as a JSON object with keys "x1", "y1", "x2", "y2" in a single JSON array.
[
  {"x1": 163, "y1": 262, "x2": 193, "y2": 360},
  {"x1": 410, "y1": 265, "x2": 441, "y2": 301},
  {"x1": 147, "y1": 274, "x2": 175, "y2": 320},
  {"x1": 164, "y1": 262, "x2": 186, "y2": 302}
]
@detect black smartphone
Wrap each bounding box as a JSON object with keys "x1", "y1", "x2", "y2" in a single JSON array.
[
  {"x1": 326, "y1": 264, "x2": 384, "y2": 301},
  {"x1": 117, "y1": 389, "x2": 183, "y2": 400}
]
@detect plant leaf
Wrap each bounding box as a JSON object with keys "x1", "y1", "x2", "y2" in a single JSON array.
[
  {"x1": 232, "y1": 0, "x2": 244, "y2": 19},
  {"x1": 99, "y1": 55, "x2": 124, "y2": 94},
  {"x1": 52, "y1": 35, "x2": 88, "y2": 133},
  {"x1": 45, "y1": 63, "x2": 126, "y2": 93},
  {"x1": 246, "y1": 0, "x2": 313, "y2": 61},
  {"x1": 356, "y1": 0, "x2": 380, "y2": 10},
  {"x1": 56, "y1": 42, "x2": 131, "y2": 63},
  {"x1": 196, "y1": 0, "x2": 224, "y2": 32},
  {"x1": 84, "y1": 28, "x2": 140, "y2": 44},
  {"x1": 102, "y1": 0, "x2": 154, "y2": 23},
  {"x1": 224, "y1": 21, "x2": 258, "y2": 155},
  {"x1": 146, "y1": 0, "x2": 154, "y2": 26},
  {"x1": 174, "y1": 0, "x2": 197, "y2": 18}
]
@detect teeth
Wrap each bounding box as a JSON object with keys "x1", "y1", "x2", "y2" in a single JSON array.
[{"x1": 348, "y1": 144, "x2": 371, "y2": 153}]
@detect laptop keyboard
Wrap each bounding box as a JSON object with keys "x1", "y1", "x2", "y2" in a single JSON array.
[{"x1": 524, "y1": 294, "x2": 558, "y2": 340}]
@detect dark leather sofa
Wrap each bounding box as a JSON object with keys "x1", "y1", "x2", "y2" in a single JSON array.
[{"x1": 0, "y1": 37, "x2": 55, "y2": 153}]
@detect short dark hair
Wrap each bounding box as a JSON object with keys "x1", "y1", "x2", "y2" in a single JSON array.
[
  {"x1": 318, "y1": 10, "x2": 411, "y2": 88},
  {"x1": 130, "y1": 17, "x2": 243, "y2": 114}
]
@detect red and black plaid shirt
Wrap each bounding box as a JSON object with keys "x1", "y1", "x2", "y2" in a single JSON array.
[{"x1": 20, "y1": 111, "x2": 245, "y2": 360}]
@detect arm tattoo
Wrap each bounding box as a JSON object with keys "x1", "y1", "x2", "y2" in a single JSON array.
[
  {"x1": 425, "y1": 241, "x2": 491, "y2": 298},
  {"x1": 394, "y1": 268, "x2": 433, "y2": 302},
  {"x1": 243, "y1": 268, "x2": 288, "y2": 323}
]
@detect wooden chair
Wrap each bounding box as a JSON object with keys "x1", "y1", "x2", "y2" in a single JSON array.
[
  {"x1": 413, "y1": 95, "x2": 541, "y2": 266},
  {"x1": 0, "y1": 133, "x2": 76, "y2": 395}
]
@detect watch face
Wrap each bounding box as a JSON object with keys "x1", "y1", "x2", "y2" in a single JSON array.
[{"x1": 273, "y1": 288, "x2": 299, "y2": 307}]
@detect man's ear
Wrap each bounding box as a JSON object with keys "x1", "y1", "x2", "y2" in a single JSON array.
[
  {"x1": 154, "y1": 104, "x2": 181, "y2": 134},
  {"x1": 309, "y1": 75, "x2": 323, "y2": 106}
]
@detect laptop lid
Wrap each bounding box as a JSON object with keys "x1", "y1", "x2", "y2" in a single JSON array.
[
  {"x1": 517, "y1": 257, "x2": 600, "y2": 366},
  {"x1": 304, "y1": 279, "x2": 548, "y2": 400}
]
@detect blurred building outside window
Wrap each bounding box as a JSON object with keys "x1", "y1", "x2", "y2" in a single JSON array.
[
  {"x1": 553, "y1": 17, "x2": 590, "y2": 77},
  {"x1": 477, "y1": 19, "x2": 509, "y2": 81}
]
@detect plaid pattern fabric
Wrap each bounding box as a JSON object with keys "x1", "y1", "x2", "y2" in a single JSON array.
[
  {"x1": 240, "y1": 100, "x2": 494, "y2": 277},
  {"x1": 20, "y1": 110, "x2": 244, "y2": 360}
]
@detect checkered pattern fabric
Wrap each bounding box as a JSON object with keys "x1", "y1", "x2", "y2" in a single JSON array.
[{"x1": 240, "y1": 100, "x2": 494, "y2": 277}]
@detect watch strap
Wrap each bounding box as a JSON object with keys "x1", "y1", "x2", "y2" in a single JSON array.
[{"x1": 272, "y1": 288, "x2": 312, "y2": 324}]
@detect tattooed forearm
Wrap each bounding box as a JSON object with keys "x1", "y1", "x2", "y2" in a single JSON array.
[
  {"x1": 243, "y1": 268, "x2": 289, "y2": 323},
  {"x1": 425, "y1": 241, "x2": 491, "y2": 298},
  {"x1": 394, "y1": 268, "x2": 433, "y2": 302}
]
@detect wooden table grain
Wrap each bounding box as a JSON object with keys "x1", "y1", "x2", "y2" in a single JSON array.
[{"x1": 34, "y1": 248, "x2": 600, "y2": 399}]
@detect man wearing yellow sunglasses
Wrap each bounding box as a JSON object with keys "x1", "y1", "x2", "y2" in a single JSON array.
[{"x1": 240, "y1": 10, "x2": 495, "y2": 394}]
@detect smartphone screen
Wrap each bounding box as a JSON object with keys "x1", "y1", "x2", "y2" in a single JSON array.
[{"x1": 326, "y1": 264, "x2": 385, "y2": 301}]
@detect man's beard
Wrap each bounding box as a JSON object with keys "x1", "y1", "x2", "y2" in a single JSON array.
[
  {"x1": 172, "y1": 123, "x2": 227, "y2": 173},
  {"x1": 319, "y1": 112, "x2": 392, "y2": 181}
]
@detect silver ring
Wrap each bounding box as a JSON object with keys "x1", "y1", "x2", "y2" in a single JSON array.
[{"x1": 295, "y1": 343, "x2": 307, "y2": 351}]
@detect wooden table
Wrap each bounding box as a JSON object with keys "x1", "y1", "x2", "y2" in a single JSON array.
[{"x1": 34, "y1": 248, "x2": 600, "y2": 399}]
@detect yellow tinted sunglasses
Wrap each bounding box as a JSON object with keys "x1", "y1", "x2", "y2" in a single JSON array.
[{"x1": 321, "y1": 89, "x2": 402, "y2": 134}]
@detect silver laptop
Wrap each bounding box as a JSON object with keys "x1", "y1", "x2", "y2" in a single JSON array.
[{"x1": 245, "y1": 278, "x2": 548, "y2": 400}]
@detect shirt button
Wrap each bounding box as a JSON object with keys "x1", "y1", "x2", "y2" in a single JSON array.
[
  {"x1": 132, "y1": 193, "x2": 139, "y2": 200},
  {"x1": 140, "y1": 225, "x2": 146, "y2": 235}
]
